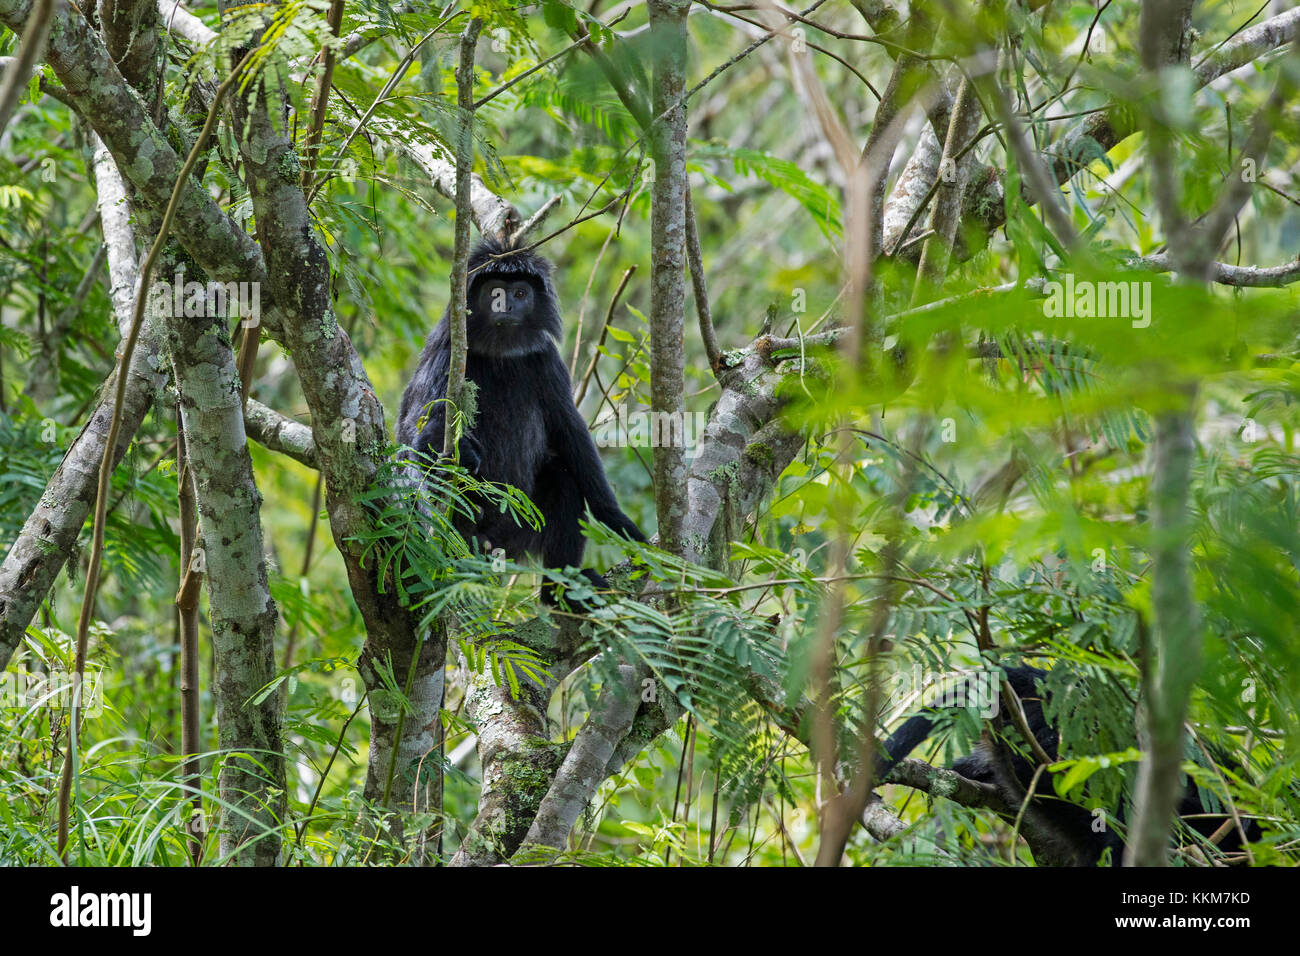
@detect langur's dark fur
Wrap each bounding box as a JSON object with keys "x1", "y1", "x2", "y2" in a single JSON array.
[
  {"x1": 398, "y1": 237, "x2": 644, "y2": 594},
  {"x1": 875, "y1": 664, "x2": 1259, "y2": 866}
]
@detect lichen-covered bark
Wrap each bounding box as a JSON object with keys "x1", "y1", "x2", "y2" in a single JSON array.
[
  {"x1": 243, "y1": 398, "x2": 316, "y2": 468},
  {"x1": 448, "y1": 617, "x2": 589, "y2": 864},
  {"x1": 882, "y1": 122, "x2": 943, "y2": 255},
  {"x1": 162, "y1": 248, "x2": 286, "y2": 865},
  {"x1": 97, "y1": 0, "x2": 161, "y2": 100},
  {"x1": 646, "y1": 0, "x2": 689, "y2": 554},
  {"x1": 93, "y1": 135, "x2": 143, "y2": 334},
  {"x1": 679, "y1": 346, "x2": 792, "y2": 565},
  {"x1": 517, "y1": 665, "x2": 642, "y2": 854},
  {"x1": 449, "y1": 666, "x2": 564, "y2": 866},
  {"x1": 215, "y1": 0, "x2": 426, "y2": 812},
  {"x1": 396, "y1": 136, "x2": 520, "y2": 240},
  {"x1": 1193, "y1": 6, "x2": 1300, "y2": 85},
  {"x1": 912, "y1": 74, "x2": 983, "y2": 298},
  {"x1": 1133, "y1": 253, "x2": 1300, "y2": 288},
  {"x1": 358, "y1": 637, "x2": 445, "y2": 824},
  {"x1": 860, "y1": 1, "x2": 936, "y2": 257}
]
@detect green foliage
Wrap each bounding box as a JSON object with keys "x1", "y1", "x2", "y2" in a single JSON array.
[{"x1": 695, "y1": 144, "x2": 844, "y2": 240}]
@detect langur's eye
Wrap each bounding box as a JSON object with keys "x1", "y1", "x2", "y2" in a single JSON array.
[{"x1": 514, "y1": 289, "x2": 527, "y2": 299}]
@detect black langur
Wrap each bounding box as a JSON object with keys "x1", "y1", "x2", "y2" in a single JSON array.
[
  {"x1": 397, "y1": 237, "x2": 645, "y2": 598},
  {"x1": 874, "y1": 665, "x2": 1258, "y2": 866}
]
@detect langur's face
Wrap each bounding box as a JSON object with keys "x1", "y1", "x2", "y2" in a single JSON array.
[
  {"x1": 475, "y1": 278, "x2": 536, "y2": 325},
  {"x1": 462, "y1": 263, "x2": 558, "y2": 359}
]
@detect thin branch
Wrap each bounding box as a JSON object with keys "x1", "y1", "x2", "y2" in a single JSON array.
[
  {"x1": 574, "y1": 265, "x2": 636, "y2": 406},
  {"x1": 443, "y1": 17, "x2": 482, "y2": 456},
  {"x1": 174, "y1": 416, "x2": 202, "y2": 866},
  {"x1": 508, "y1": 194, "x2": 562, "y2": 245},
  {"x1": 1130, "y1": 252, "x2": 1300, "y2": 288},
  {"x1": 883, "y1": 758, "x2": 1006, "y2": 810},
  {"x1": 300, "y1": 0, "x2": 346, "y2": 193},
  {"x1": 685, "y1": 190, "x2": 721, "y2": 373},
  {"x1": 473, "y1": 9, "x2": 629, "y2": 110},
  {"x1": 981, "y1": 56, "x2": 1079, "y2": 251},
  {"x1": 1193, "y1": 5, "x2": 1300, "y2": 86}
]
